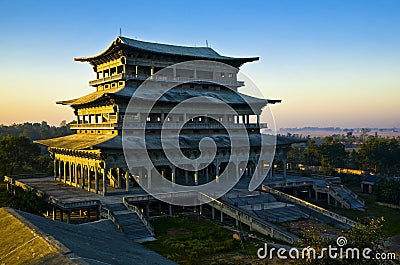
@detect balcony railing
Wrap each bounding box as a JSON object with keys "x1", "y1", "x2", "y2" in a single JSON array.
[
  {"x1": 89, "y1": 73, "x2": 244, "y2": 87},
  {"x1": 70, "y1": 123, "x2": 118, "y2": 129},
  {"x1": 123, "y1": 122, "x2": 268, "y2": 130},
  {"x1": 89, "y1": 73, "x2": 124, "y2": 86},
  {"x1": 70, "y1": 122, "x2": 267, "y2": 130}
]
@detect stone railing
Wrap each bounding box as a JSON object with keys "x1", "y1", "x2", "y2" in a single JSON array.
[
  {"x1": 198, "y1": 192, "x2": 298, "y2": 244},
  {"x1": 340, "y1": 185, "x2": 365, "y2": 206},
  {"x1": 123, "y1": 197, "x2": 155, "y2": 236},
  {"x1": 100, "y1": 206, "x2": 124, "y2": 232},
  {"x1": 262, "y1": 185, "x2": 359, "y2": 228}
]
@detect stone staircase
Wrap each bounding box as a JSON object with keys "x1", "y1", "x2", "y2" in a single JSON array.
[
  {"x1": 330, "y1": 185, "x2": 365, "y2": 210},
  {"x1": 102, "y1": 202, "x2": 155, "y2": 243},
  {"x1": 313, "y1": 183, "x2": 365, "y2": 210}
]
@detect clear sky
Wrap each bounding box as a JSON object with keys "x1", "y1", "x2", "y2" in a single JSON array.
[{"x1": 0, "y1": 0, "x2": 399, "y2": 129}]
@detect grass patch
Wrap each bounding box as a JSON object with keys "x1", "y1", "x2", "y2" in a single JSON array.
[
  {"x1": 0, "y1": 208, "x2": 73, "y2": 264},
  {"x1": 314, "y1": 195, "x2": 400, "y2": 236},
  {"x1": 143, "y1": 215, "x2": 261, "y2": 265}
]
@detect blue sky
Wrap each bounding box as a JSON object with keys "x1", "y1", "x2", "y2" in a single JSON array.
[{"x1": 0, "y1": 0, "x2": 399, "y2": 128}]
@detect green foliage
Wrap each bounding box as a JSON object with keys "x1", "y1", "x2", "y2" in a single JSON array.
[
  {"x1": 319, "y1": 137, "x2": 347, "y2": 171},
  {"x1": 295, "y1": 218, "x2": 388, "y2": 265},
  {"x1": 358, "y1": 137, "x2": 400, "y2": 175},
  {"x1": 0, "y1": 183, "x2": 50, "y2": 215},
  {"x1": 303, "y1": 140, "x2": 321, "y2": 166},
  {"x1": 0, "y1": 135, "x2": 40, "y2": 176},
  {"x1": 143, "y1": 216, "x2": 241, "y2": 265},
  {"x1": 374, "y1": 179, "x2": 400, "y2": 205},
  {"x1": 0, "y1": 121, "x2": 73, "y2": 142},
  {"x1": 8, "y1": 186, "x2": 50, "y2": 215},
  {"x1": 287, "y1": 135, "x2": 400, "y2": 176}
]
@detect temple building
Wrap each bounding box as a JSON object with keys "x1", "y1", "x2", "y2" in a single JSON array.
[{"x1": 36, "y1": 36, "x2": 295, "y2": 196}]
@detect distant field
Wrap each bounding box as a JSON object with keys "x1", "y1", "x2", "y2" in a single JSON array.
[{"x1": 278, "y1": 129, "x2": 400, "y2": 138}]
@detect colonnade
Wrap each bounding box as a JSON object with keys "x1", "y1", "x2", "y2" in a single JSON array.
[{"x1": 53, "y1": 156, "x2": 132, "y2": 196}]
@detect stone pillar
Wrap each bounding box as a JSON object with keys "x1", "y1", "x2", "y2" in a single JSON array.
[
  {"x1": 236, "y1": 161, "x2": 240, "y2": 181},
  {"x1": 271, "y1": 162, "x2": 274, "y2": 178},
  {"x1": 169, "y1": 204, "x2": 173, "y2": 216},
  {"x1": 87, "y1": 166, "x2": 91, "y2": 191},
  {"x1": 69, "y1": 163, "x2": 72, "y2": 183},
  {"x1": 138, "y1": 167, "x2": 143, "y2": 186},
  {"x1": 283, "y1": 158, "x2": 287, "y2": 180},
  {"x1": 211, "y1": 207, "x2": 215, "y2": 220},
  {"x1": 66, "y1": 211, "x2": 71, "y2": 224},
  {"x1": 146, "y1": 203, "x2": 150, "y2": 218},
  {"x1": 58, "y1": 161, "x2": 62, "y2": 182},
  {"x1": 215, "y1": 162, "x2": 220, "y2": 183},
  {"x1": 171, "y1": 165, "x2": 176, "y2": 186},
  {"x1": 185, "y1": 170, "x2": 189, "y2": 185},
  {"x1": 327, "y1": 194, "x2": 331, "y2": 204},
  {"x1": 95, "y1": 168, "x2": 99, "y2": 194},
  {"x1": 74, "y1": 164, "x2": 78, "y2": 185},
  {"x1": 53, "y1": 160, "x2": 57, "y2": 180},
  {"x1": 63, "y1": 162, "x2": 67, "y2": 183},
  {"x1": 125, "y1": 171, "x2": 130, "y2": 192},
  {"x1": 52, "y1": 207, "x2": 56, "y2": 221},
  {"x1": 147, "y1": 166, "x2": 152, "y2": 189},
  {"x1": 315, "y1": 190, "x2": 318, "y2": 201},
  {"x1": 194, "y1": 165, "x2": 198, "y2": 185},
  {"x1": 103, "y1": 166, "x2": 108, "y2": 195},
  {"x1": 220, "y1": 211, "x2": 223, "y2": 223},
  {"x1": 81, "y1": 165, "x2": 85, "y2": 189},
  {"x1": 199, "y1": 204, "x2": 203, "y2": 215},
  {"x1": 117, "y1": 168, "x2": 121, "y2": 189}
]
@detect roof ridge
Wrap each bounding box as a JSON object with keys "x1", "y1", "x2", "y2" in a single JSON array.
[{"x1": 118, "y1": 36, "x2": 211, "y2": 49}]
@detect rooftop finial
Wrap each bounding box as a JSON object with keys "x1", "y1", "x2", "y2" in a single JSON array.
[
  {"x1": 119, "y1": 27, "x2": 122, "y2": 37},
  {"x1": 206, "y1": 40, "x2": 208, "y2": 47}
]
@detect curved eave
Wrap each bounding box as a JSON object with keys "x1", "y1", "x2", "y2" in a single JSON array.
[
  {"x1": 74, "y1": 36, "x2": 259, "y2": 66},
  {"x1": 56, "y1": 87, "x2": 280, "y2": 107}
]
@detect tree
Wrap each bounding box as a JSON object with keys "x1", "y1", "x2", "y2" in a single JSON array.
[
  {"x1": 302, "y1": 140, "x2": 321, "y2": 166},
  {"x1": 358, "y1": 137, "x2": 400, "y2": 175},
  {"x1": 0, "y1": 135, "x2": 40, "y2": 176},
  {"x1": 295, "y1": 217, "x2": 388, "y2": 264},
  {"x1": 287, "y1": 145, "x2": 305, "y2": 168},
  {"x1": 319, "y1": 137, "x2": 347, "y2": 171}
]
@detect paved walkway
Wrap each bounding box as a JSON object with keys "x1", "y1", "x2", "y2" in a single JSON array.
[{"x1": 14, "y1": 176, "x2": 147, "y2": 205}]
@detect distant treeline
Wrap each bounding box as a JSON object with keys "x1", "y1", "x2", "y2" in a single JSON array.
[
  {"x1": 287, "y1": 135, "x2": 400, "y2": 176},
  {"x1": 0, "y1": 121, "x2": 74, "y2": 177},
  {"x1": 0, "y1": 121, "x2": 74, "y2": 142}
]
